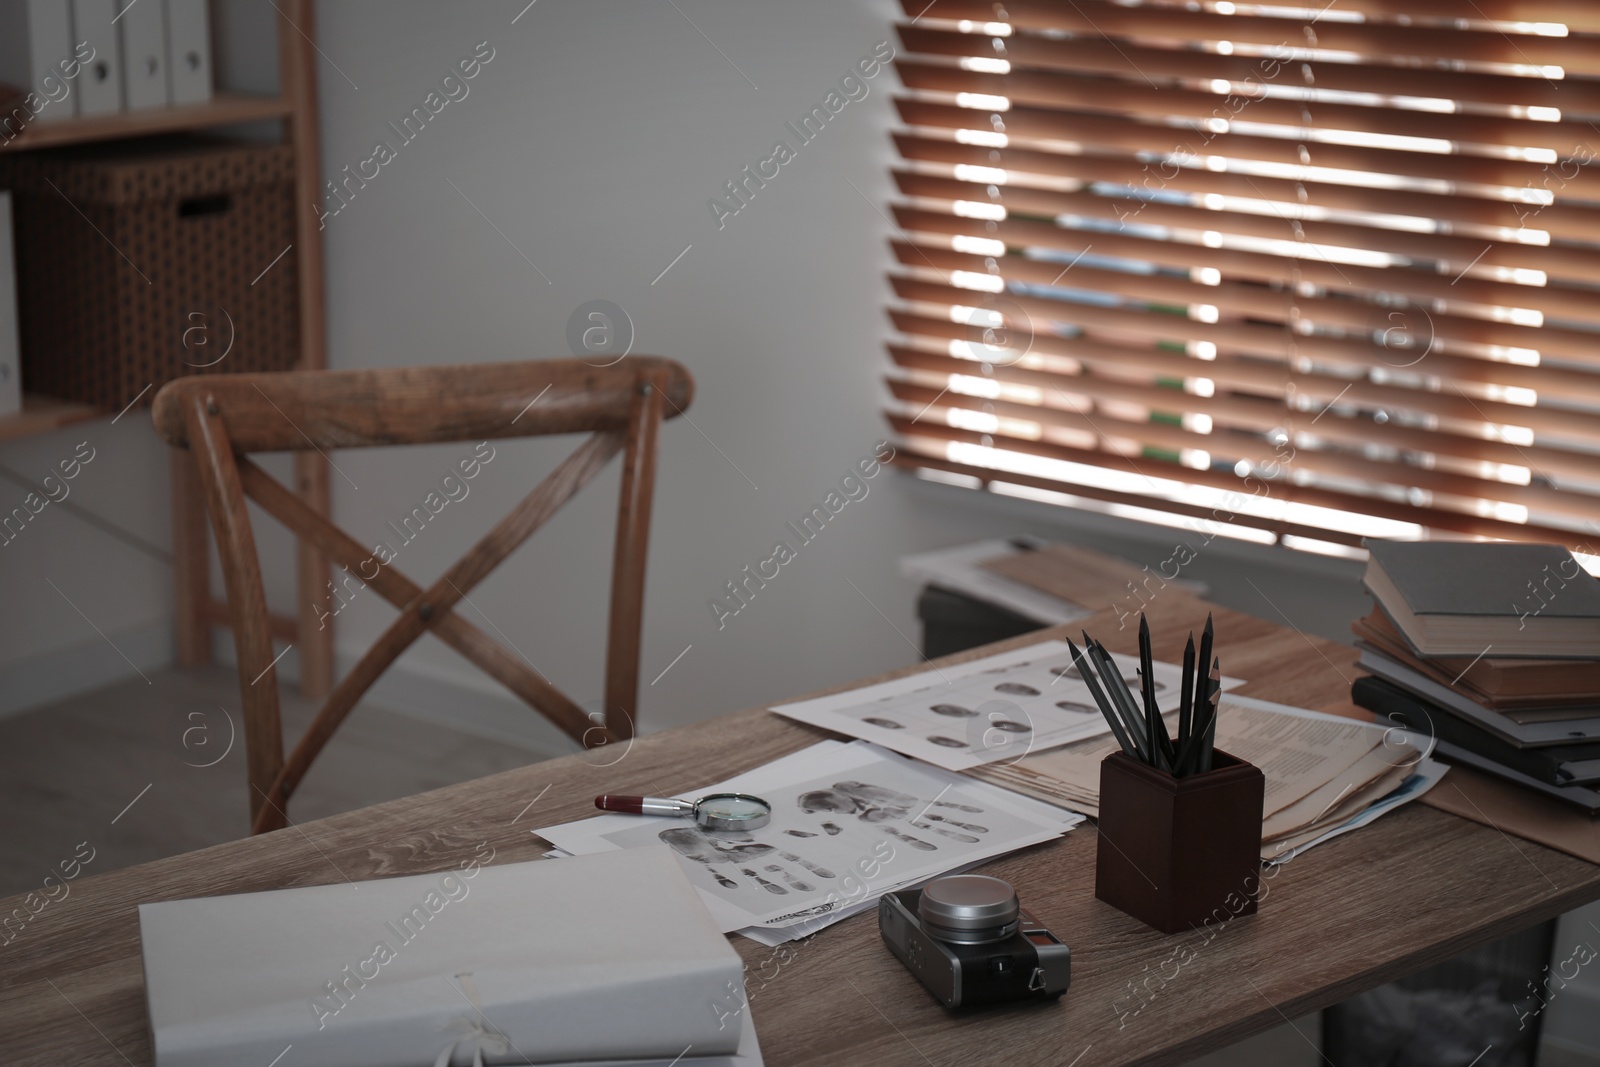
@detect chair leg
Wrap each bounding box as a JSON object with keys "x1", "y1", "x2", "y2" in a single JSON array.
[
  {"x1": 604, "y1": 375, "x2": 667, "y2": 741},
  {"x1": 171, "y1": 450, "x2": 212, "y2": 666},
  {"x1": 295, "y1": 452, "x2": 335, "y2": 699}
]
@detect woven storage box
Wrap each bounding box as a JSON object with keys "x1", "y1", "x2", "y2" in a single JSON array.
[{"x1": 0, "y1": 136, "x2": 299, "y2": 410}]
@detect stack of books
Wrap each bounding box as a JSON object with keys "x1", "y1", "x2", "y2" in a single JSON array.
[{"x1": 1351, "y1": 539, "x2": 1600, "y2": 812}]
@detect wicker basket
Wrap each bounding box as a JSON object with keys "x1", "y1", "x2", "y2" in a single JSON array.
[{"x1": 0, "y1": 136, "x2": 300, "y2": 410}]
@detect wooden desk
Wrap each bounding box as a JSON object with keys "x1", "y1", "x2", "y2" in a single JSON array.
[{"x1": 4, "y1": 597, "x2": 1598, "y2": 1065}]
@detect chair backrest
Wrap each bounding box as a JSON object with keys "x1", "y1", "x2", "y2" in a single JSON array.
[{"x1": 151, "y1": 358, "x2": 692, "y2": 834}]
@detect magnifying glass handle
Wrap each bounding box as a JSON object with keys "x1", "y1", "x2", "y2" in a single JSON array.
[{"x1": 595, "y1": 795, "x2": 697, "y2": 817}]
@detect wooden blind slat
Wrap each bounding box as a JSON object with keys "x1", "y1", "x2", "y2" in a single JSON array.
[
  {"x1": 894, "y1": 61, "x2": 1600, "y2": 161},
  {"x1": 899, "y1": 0, "x2": 1600, "y2": 72},
  {"x1": 893, "y1": 379, "x2": 1599, "y2": 520},
  {"x1": 893, "y1": 169, "x2": 1600, "y2": 281},
  {"x1": 893, "y1": 135, "x2": 1600, "y2": 245},
  {"x1": 887, "y1": 339, "x2": 1600, "y2": 469},
  {"x1": 887, "y1": 370, "x2": 1590, "y2": 481},
  {"x1": 898, "y1": 24, "x2": 1600, "y2": 115},
  {"x1": 891, "y1": 204, "x2": 1600, "y2": 324},
  {"x1": 895, "y1": 450, "x2": 1595, "y2": 555},
  {"x1": 889, "y1": 274, "x2": 1600, "y2": 410},
  {"x1": 887, "y1": 241, "x2": 1600, "y2": 366},
  {"x1": 894, "y1": 98, "x2": 1600, "y2": 202},
  {"x1": 891, "y1": 418, "x2": 1600, "y2": 534}
]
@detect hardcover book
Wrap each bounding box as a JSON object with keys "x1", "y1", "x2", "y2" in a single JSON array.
[{"x1": 1363, "y1": 539, "x2": 1600, "y2": 657}]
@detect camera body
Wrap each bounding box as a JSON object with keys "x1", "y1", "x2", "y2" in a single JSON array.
[{"x1": 878, "y1": 875, "x2": 1071, "y2": 1010}]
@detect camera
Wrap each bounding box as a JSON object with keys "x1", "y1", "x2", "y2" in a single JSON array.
[{"x1": 878, "y1": 874, "x2": 1071, "y2": 1009}]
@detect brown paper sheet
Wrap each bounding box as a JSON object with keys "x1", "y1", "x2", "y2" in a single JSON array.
[{"x1": 1421, "y1": 763, "x2": 1600, "y2": 866}]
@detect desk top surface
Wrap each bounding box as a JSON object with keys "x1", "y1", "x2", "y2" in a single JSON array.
[{"x1": 4, "y1": 593, "x2": 1598, "y2": 1066}]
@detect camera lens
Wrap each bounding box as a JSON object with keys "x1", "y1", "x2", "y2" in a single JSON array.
[{"x1": 918, "y1": 874, "x2": 1020, "y2": 944}]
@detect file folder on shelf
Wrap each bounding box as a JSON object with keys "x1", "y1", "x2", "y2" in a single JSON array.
[
  {"x1": 71, "y1": 0, "x2": 123, "y2": 115},
  {"x1": 163, "y1": 0, "x2": 210, "y2": 106},
  {"x1": 118, "y1": 0, "x2": 168, "y2": 110}
]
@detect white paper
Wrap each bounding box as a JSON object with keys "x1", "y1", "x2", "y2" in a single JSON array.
[
  {"x1": 900, "y1": 537, "x2": 1095, "y2": 625},
  {"x1": 535, "y1": 741, "x2": 1083, "y2": 939},
  {"x1": 769, "y1": 638, "x2": 1244, "y2": 771}
]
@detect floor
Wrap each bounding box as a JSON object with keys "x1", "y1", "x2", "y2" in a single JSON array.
[
  {"x1": 0, "y1": 663, "x2": 548, "y2": 900},
  {"x1": 1, "y1": 665, "x2": 1559, "y2": 1066}
]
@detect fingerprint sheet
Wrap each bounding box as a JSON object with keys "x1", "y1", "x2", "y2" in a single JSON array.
[
  {"x1": 768, "y1": 639, "x2": 1245, "y2": 771},
  {"x1": 535, "y1": 741, "x2": 1082, "y2": 935}
]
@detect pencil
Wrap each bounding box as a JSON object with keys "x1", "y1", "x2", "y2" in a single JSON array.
[
  {"x1": 1195, "y1": 613, "x2": 1214, "y2": 744},
  {"x1": 1201, "y1": 656, "x2": 1220, "y2": 773},
  {"x1": 1178, "y1": 655, "x2": 1222, "y2": 776},
  {"x1": 1177, "y1": 630, "x2": 1195, "y2": 754},
  {"x1": 1099, "y1": 637, "x2": 1164, "y2": 771},
  {"x1": 1068, "y1": 636, "x2": 1141, "y2": 761},
  {"x1": 1138, "y1": 615, "x2": 1166, "y2": 766},
  {"x1": 1087, "y1": 635, "x2": 1151, "y2": 763}
]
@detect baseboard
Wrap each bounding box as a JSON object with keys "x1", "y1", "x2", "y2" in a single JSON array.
[
  {"x1": 0, "y1": 617, "x2": 173, "y2": 718},
  {"x1": 1540, "y1": 1036, "x2": 1600, "y2": 1066},
  {"x1": 0, "y1": 613, "x2": 586, "y2": 764}
]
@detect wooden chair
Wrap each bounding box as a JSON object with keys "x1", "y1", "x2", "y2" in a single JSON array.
[{"x1": 151, "y1": 358, "x2": 692, "y2": 834}]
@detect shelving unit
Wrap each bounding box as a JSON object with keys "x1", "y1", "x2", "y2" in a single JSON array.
[
  {"x1": 0, "y1": 91, "x2": 293, "y2": 152},
  {"x1": 0, "y1": 394, "x2": 101, "y2": 444},
  {"x1": 0, "y1": 1, "x2": 334, "y2": 698}
]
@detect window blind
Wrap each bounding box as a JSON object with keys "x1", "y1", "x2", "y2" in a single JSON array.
[{"x1": 884, "y1": 0, "x2": 1600, "y2": 557}]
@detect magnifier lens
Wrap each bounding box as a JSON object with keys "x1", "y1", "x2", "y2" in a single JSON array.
[
  {"x1": 706, "y1": 797, "x2": 767, "y2": 819},
  {"x1": 696, "y1": 793, "x2": 772, "y2": 830}
]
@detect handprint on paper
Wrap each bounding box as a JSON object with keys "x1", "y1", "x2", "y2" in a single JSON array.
[
  {"x1": 658, "y1": 827, "x2": 836, "y2": 896},
  {"x1": 796, "y1": 780, "x2": 991, "y2": 850}
]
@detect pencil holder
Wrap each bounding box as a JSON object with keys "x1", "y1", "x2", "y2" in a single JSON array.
[{"x1": 1095, "y1": 749, "x2": 1265, "y2": 935}]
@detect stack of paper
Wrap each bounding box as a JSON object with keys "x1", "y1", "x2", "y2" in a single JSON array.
[
  {"x1": 973, "y1": 696, "x2": 1447, "y2": 862},
  {"x1": 536, "y1": 741, "x2": 1084, "y2": 945},
  {"x1": 770, "y1": 638, "x2": 1242, "y2": 772}
]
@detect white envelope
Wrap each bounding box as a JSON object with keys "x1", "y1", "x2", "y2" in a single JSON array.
[{"x1": 139, "y1": 846, "x2": 747, "y2": 1067}]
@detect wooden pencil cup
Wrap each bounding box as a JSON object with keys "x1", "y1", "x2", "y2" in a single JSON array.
[{"x1": 1095, "y1": 749, "x2": 1265, "y2": 935}]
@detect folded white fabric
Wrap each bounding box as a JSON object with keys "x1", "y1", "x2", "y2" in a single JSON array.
[{"x1": 139, "y1": 845, "x2": 745, "y2": 1067}]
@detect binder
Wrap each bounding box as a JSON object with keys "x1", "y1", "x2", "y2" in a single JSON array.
[
  {"x1": 163, "y1": 0, "x2": 210, "y2": 106},
  {"x1": 0, "y1": 0, "x2": 77, "y2": 125},
  {"x1": 0, "y1": 192, "x2": 20, "y2": 418},
  {"x1": 70, "y1": 0, "x2": 123, "y2": 116},
  {"x1": 117, "y1": 0, "x2": 168, "y2": 110}
]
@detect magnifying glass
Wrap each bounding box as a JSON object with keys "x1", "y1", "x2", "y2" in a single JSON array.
[{"x1": 594, "y1": 792, "x2": 772, "y2": 831}]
